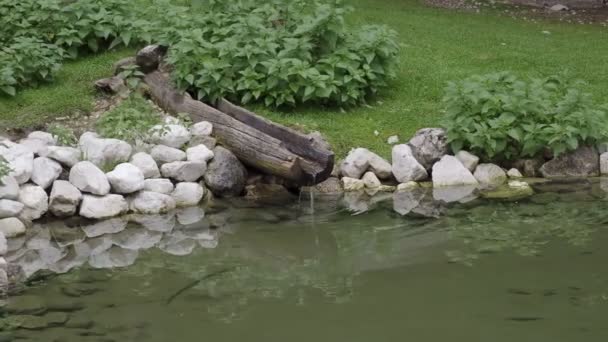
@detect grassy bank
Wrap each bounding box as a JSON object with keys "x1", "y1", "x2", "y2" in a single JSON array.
[{"x1": 1, "y1": 0, "x2": 607, "y2": 158}]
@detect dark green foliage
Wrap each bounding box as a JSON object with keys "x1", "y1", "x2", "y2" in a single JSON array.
[
  {"x1": 96, "y1": 95, "x2": 163, "y2": 142},
  {"x1": 164, "y1": 0, "x2": 400, "y2": 107},
  {"x1": 0, "y1": 156, "x2": 11, "y2": 184},
  {"x1": 442, "y1": 72, "x2": 608, "y2": 160}
]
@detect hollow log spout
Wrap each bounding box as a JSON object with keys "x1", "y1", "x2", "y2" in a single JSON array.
[{"x1": 143, "y1": 71, "x2": 334, "y2": 186}]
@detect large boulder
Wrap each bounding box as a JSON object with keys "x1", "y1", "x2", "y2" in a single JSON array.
[
  {"x1": 42, "y1": 146, "x2": 81, "y2": 167},
  {"x1": 49, "y1": 181, "x2": 82, "y2": 217},
  {"x1": 0, "y1": 199, "x2": 24, "y2": 219},
  {"x1": 0, "y1": 176, "x2": 19, "y2": 200},
  {"x1": 186, "y1": 145, "x2": 214, "y2": 164},
  {"x1": 0, "y1": 218, "x2": 26, "y2": 238},
  {"x1": 160, "y1": 161, "x2": 206, "y2": 182},
  {"x1": 78, "y1": 132, "x2": 132, "y2": 168},
  {"x1": 171, "y1": 182, "x2": 205, "y2": 207},
  {"x1": 150, "y1": 145, "x2": 186, "y2": 165},
  {"x1": 69, "y1": 161, "x2": 110, "y2": 195},
  {"x1": 31, "y1": 157, "x2": 62, "y2": 189},
  {"x1": 391, "y1": 144, "x2": 427, "y2": 183},
  {"x1": 368, "y1": 154, "x2": 393, "y2": 180},
  {"x1": 455, "y1": 150, "x2": 479, "y2": 172},
  {"x1": 539, "y1": 146, "x2": 599, "y2": 178},
  {"x1": 129, "y1": 191, "x2": 176, "y2": 214},
  {"x1": 432, "y1": 155, "x2": 479, "y2": 187},
  {"x1": 106, "y1": 163, "x2": 145, "y2": 194},
  {"x1": 79, "y1": 194, "x2": 128, "y2": 220},
  {"x1": 473, "y1": 163, "x2": 507, "y2": 187},
  {"x1": 130, "y1": 152, "x2": 160, "y2": 179},
  {"x1": 18, "y1": 138, "x2": 51, "y2": 156},
  {"x1": 143, "y1": 179, "x2": 174, "y2": 195},
  {"x1": 0, "y1": 144, "x2": 34, "y2": 184},
  {"x1": 339, "y1": 148, "x2": 371, "y2": 179},
  {"x1": 408, "y1": 128, "x2": 448, "y2": 170},
  {"x1": 18, "y1": 184, "x2": 48, "y2": 221},
  {"x1": 150, "y1": 124, "x2": 191, "y2": 149},
  {"x1": 204, "y1": 146, "x2": 246, "y2": 197}
]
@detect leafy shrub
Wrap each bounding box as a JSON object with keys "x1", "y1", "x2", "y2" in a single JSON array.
[
  {"x1": 0, "y1": 156, "x2": 11, "y2": 184},
  {"x1": 161, "y1": 0, "x2": 400, "y2": 107},
  {"x1": 48, "y1": 124, "x2": 78, "y2": 147},
  {"x1": 96, "y1": 95, "x2": 164, "y2": 142},
  {"x1": 443, "y1": 72, "x2": 608, "y2": 160}
]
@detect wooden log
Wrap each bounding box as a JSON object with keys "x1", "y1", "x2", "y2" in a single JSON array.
[{"x1": 143, "y1": 71, "x2": 334, "y2": 185}]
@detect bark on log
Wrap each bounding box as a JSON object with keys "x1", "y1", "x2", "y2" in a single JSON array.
[{"x1": 143, "y1": 71, "x2": 334, "y2": 185}]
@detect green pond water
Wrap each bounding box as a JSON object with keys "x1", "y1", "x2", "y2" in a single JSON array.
[{"x1": 2, "y1": 181, "x2": 608, "y2": 341}]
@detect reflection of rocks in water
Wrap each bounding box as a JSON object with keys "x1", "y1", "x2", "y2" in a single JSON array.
[
  {"x1": 4, "y1": 206, "x2": 220, "y2": 282},
  {"x1": 393, "y1": 188, "x2": 445, "y2": 218},
  {"x1": 433, "y1": 185, "x2": 478, "y2": 204},
  {"x1": 530, "y1": 178, "x2": 591, "y2": 194}
]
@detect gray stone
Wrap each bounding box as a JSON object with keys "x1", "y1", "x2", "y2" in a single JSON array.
[
  {"x1": 79, "y1": 132, "x2": 132, "y2": 168},
  {"x1": 79, "y1": 194, "x2": 128, "y2": 220},
  {"x1": 600, "y1": 152, "x2": 608, "y2": 175},
  {"x1": 432, "y1": 155, "x2": 479, "y2": 187},
  {"x1": 0, "y1": 233, "x2": 6, "y2": 256},
  {"x1": 362, "y1": 171, "x2": 381, "y2": 189},
  {"x1": 190, "y1": 121, "x2": 213, "y2": 137},
  {"x1": 28, "y1": 131, "x2": 56, "y2": 145},
  {"x1": 69, "y1": 161, "x2": 110, "y2": 195},
  {"x1": 31, "y1": 157, "x2": 62, "y2": 189},
  {"x1": 136, "y1": 44, "x2": 166, "y2": 72},
  {"x1": 340, "y1": 148, "x2": 371, "y2": 179},
  {"x1": 512, "y1": 158, "x2": 543, "y2": 177},
  {"x1": 161, "y1": 161, "x2": 206, "y2": 182},
  {"x1": 129, "y1": 191, "x2": 176, "y2": 214},
  {"x1": 0, "y1": 199, "x2": 24, "y2": 219},
  {"x1": 507, "y1": 168, "x2": 523, "y2": 178},
  {"x1": 186, "y1": 144, "x2": 214, "y2": 163},
  {"x1": 150, "y1": 124, "x2": 191, "y2": 148},
  {"x1": 150, "y1": 145, "x2": 186, "y2": 165},
  {"x1": 539, "y1": 146, "x2": 599, "y2": 178},
  {"x1": 342, "y1": 177, "x2": 365, "y2": 191},
  {"x1": 0, "y1": 176, "x2": 19, "y2": 200},
  {"x1": 171, "y1": 182, "x2": 205, "y2": 207},
  {"x1": 455, "y1": 150, "x2": 479, "y2": 172},
  {"x1": 106, "y1": 163, "x2": 145, "y2": 194},
  {"x1": 143, "y1": 178, "x2": 174, "y2": 195},
  {"x1": 130, "y1": 152, "x2": 160, "y2": 179},
  {"x1": 408, "y1": 128, "x2": 448, "y2": 170},
  {"x1": 549, "y1": 4, "x2": 568, "y2": 11},
  {"x1": 309, "y1": 177, "x2": 343, "y2": 194},
  {"x1": 49, "y1": 180, "x2": 82, "y2": 217},
  {"x1": 204, "y1": 146, "x2": 246, "y2": 197},
  {"x1": 189, "y1": 135, "x2": 217, "y2": 150},
  {"x1": 18, "y1": 184, "x2": 48, "y2": 221},
  {"x1": 0, "y1": 218, "x2": 26, "y2": 237},
  {"x1": 473, "y1": 163, "x2": 507, "y2": 187},
  {"x1": 368, "y1": 153, "x2": 393, "y2": 180},
  {"x1": 18, "y1": 138, "x2": 50, "y2": 156},
  {"x1": 391, "y1": 144, "x2": 428, "y2": 183},
  {"x1": 43, "y1": 146, "x2": 80, "y2": 167}
]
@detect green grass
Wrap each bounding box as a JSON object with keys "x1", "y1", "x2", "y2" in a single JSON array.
[
  {"x1": 1, "y1": 0, "x2": 607, "y2": 159},
  {"x1": 0, "y1": 48, "x2": 134, "y2": 130}
]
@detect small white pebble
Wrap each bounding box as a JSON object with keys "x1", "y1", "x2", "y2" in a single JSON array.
[
  {"x1": 387, "y1": 135, "x2": 399, "y2": 145},
  {"x1": 373, "y1": 130, "x2": 380, "y2": 137}
]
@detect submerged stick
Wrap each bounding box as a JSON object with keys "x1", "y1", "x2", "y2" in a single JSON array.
[{"x1": 165, "y1": 267, "x2": 236, "y2": 305}]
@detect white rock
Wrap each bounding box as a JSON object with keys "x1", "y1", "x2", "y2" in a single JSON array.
[
  {"x1": 397, "y1": 181, "x2": 419, "y2": 191},
  {"x1": 18, "y1": 138, "x2": 50, "y2": 156},
  {"x1": 0, "y1": 218, "x2": 26, "y2": 238},
  {"x1": 473, "y1": 163, "x2": 507, "y2": 187},
  {"x1": 69, "y1": 161, "x2": 111, "y2": 195},
  {"x1": 186, "y1": 145, "x2": 214, "y2": 164},
  {"x1": 106, "y1": 163, "x2": 145, "y2": 194},
  {"x1": 129, "y1": 191, "x2": 176, "y2": 214},
  {"x1": 340, "y1": 148, "x2": 371, "y2": 179},
  {"x1": 171, "y1": 182, "x2": 204, "y2": 207},
  {"x1": 362, "y1": 172, "x2": 381, "y2": 189},
  {"x1": 28, "y1": 131, "x2": 56, "y2": 145},
  {"x1": 82, "y1": 218, "x2": 127, "y2": 238},
  {"x1": 43, "y1": 146, "x2": 81, "y2": 167},
  {"x1": 79, "y1": 132, "x2": 132, "y2": 168},
  {"x1": 0, "y1": 232, "x2": 6, "y2": 255},
  {"x1": 432, "y1": 155, "x2": 479, "y2": 187},
  {"x1": 0, "y1": 144, "x2": 34, "y2": 184},
  {"x1": 391, "y1": 144, "x2": 428, "y2": 183},
  {"x1": 79, "y1": 194, "x2": 128, "y2": 220},
  {"x1": 150, "y1": 145, "x2": 186, "y2": 165},
  {"x1": 143, "y1": 179, "x2": 174, "y2": 195},
  {"x1": 600, "y1": 152, "x2": 608, "y2": 175},
  {"x1": 368, "y1": 154, "x2": 393, "y2": 180},
  {"x1": 0, "y1": 176, "x2": 19, "y2": 200},
  {"x1": 191, "y1": 121, "x2": 213, "y2": 137},
  {"x1": 549, "y1": 4, "x2": 568, "y2": 11},
  {"x1": 161, "y1": 161, "x2": 206, "y2": 182},
  {"x1": 342, "y1": 177, "x2": 365, "y2": 191},
  {"x1": 176, "y1": 207, "x2": 205, "y2": 225},
  {"x1": 507, "y1": 168, "x2": 523, "y2": 178},
  {"x1": 455, "y1": 150, "x2": 479, "y2": 172},
  {"x1": 387, "y1": 135, "x2": 399, "y2": 145},
  {"x1": 150, "y1": 124, "x2": 191, "y2": 148},
  {"x1": 130, "y1": 152, "x2": 160, "y2": 179},
  {"x1": 49, "y1": 180, "x2": 82, "y2": 217},
  {"x1": 18, "y1": 184, "x2": 48, "y2": 221},
  {"x1": 31, "y1": 157, "x2": 62, "y2": 189},
  {"x1": 0, "y1": 199, "x2": 24, "y2": 219}
]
